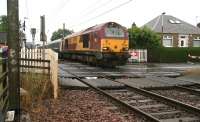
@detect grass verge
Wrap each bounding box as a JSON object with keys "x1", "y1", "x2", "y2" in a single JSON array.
[{"x1": 20, "y1": 72, "x2": 53, "y2": 111}]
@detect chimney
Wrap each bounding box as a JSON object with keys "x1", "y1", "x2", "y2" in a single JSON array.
[{"x1": 132, "y1": 22, "x2": 136, "y2": 28}]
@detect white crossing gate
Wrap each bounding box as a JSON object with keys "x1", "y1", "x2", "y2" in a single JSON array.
[{"x1": 128, "y1": 49, "x2": 147, "y2": 63}]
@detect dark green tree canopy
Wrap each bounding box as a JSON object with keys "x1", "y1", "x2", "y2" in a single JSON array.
[
  {"x1": 0, "y1": 15, "x2": 8, "y2": 32},
  {"x1": 51, "y1": 29, "x2": 73, "y2": 41},
  {"x1": 0, "y1": 15, "x2": 25, "y2": 45},
  {"x1": 128, "y1": 26, "x2": 161, "y2": 49}
]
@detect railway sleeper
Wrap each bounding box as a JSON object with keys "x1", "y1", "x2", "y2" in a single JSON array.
[
  {"x1": 153, "y1": 111, "x2": 193, "y2": 120},
  {"x1": 137, "y1": 104, "x2": 166, "y2": 109},
  {"x1": 160, "y1": 116, "x2": 200, "y2": 122},
  {"x1": 106, "y1": 89, "x2": 199, "y2": 121}
]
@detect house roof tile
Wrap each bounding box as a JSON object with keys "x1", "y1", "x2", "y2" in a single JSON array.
[{"x1": 143, "y1": 15, "x2": 200, "y2": 34}]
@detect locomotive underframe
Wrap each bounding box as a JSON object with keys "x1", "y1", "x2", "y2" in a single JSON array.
[{"x1": 60, "y1": 51, "x2": 130, "y2": 67}]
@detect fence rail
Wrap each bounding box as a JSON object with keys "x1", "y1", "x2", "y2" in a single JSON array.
[
  {"x1": 0, "y1": 48, "x2": 9, "y2": 121},
  {"x1": 20, "y1": 58, "x2": 50, "y2": 74}
]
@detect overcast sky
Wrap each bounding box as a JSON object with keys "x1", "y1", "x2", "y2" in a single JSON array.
[{"x1": 1, "y1": 0, "x2": 200, "y2": 43}]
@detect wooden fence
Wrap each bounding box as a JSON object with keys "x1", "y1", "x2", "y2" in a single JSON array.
[
  {"x1": 20, "y1": 48, "x2": 58, "y2": 98},
  {"x1": 0, "y1": 48, "x2": 9, "y2": 121}
]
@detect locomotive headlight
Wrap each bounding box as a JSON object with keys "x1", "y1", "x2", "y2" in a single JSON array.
[
  {"x1": 102, "y1": 47, "x2": 109, "y2": 51},
  {"x1": 123, "y1": 47, "x2": 129, "y2": 51}
]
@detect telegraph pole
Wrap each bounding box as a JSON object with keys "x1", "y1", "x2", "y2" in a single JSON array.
[
  {"x1": 31, "y1": 28, "x2": 36, "y2": 48},
  {"x1": 7, "y1": 0, "x2": 20, "y2": 115},
  {"x1": 40, "y1": 15, "x2": 46, "y2": 45},
  {"x1": 63, "y1": 23, "x2": 65, "y2": 39},
  {"x1": 40, "y1": 15, "x2": 46, "y2": 73}
]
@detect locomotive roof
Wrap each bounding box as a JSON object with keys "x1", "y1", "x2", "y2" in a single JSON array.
[
  {"x1": 47, "y1": 38, "x2": 63, "y2": 45},
  {"x1": 65, "y1": 22, "x2": 126, "y2": 39}
]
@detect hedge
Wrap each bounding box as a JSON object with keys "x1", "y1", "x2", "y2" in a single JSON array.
[{"x1": 148, "y1": 47, "x2": 200, "y2": 63}]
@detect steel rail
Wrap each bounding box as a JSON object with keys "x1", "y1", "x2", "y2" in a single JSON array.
[
  {"x1": 60, "y1": 67, "x2": 160, "y2": 122},
  {"x1": 143, "y1": 85, "x2": 200, "y2": 97},
  {"x1": 175, "y1": 85, "x2": 200, "y2": 96},
  {"x1": 147, "y1": 76, "x2": 200, "y2": 95}
]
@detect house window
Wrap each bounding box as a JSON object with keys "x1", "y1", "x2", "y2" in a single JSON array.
[
  {"x1": 180, "y1": 36, "x2": 185, "y2": 38},
  {"x1": 193, "y1": 37, "x2": 200, "y2": 47},
  {"x1": 163, "y1": 35, "x2": 173, "y2": 47}
]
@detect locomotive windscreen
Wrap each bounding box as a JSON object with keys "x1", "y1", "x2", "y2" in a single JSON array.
[{"x1": 105, "y1": 23, "x2": 125, "y2": 38}]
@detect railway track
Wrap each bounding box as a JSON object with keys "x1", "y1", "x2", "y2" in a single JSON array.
[
  {"x1": 178, "y1": 84, "x2": 200, "y2": 95},
  {"x1": 59, "y1": 66, "x2": 200, "y2": 122},
  {"x1": 144, "y1": 77, "x2": 200, "y2": 109},
  {"x1": 146, "y1": 86, "x2": 200, "y2": 109}
]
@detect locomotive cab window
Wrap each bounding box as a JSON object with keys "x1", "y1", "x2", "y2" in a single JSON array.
[
  {"x1": 65, "y1": 39, "x2": 68, "y2": 49},
  {"x1": 105, "y1": 23, "x2": 125, "y2": 38},
  {"x1": 82, "y1": 34, "x2": 89, "y2": 48}
]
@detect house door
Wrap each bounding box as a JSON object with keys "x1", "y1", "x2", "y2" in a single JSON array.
[{"x1": 178, "y1": 34, "x2": 189, "y2": 47}]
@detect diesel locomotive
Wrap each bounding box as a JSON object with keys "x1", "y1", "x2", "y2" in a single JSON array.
[{"x1": 47, "y1": 22, "x2": 130, "y2": 67}]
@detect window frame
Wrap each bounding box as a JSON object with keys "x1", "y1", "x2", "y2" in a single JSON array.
[
  {"x1": 193, "y1": 36, "x2": 200, "y2": 47},
  {"x1": 162, "y1": 35, "x2": 173, "y2": 47},
  {"x1": 104, "y1": 24, "x2": 125, "y2": 38}
]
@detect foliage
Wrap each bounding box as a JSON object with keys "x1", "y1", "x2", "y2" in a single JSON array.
[
  {"x1": 51, "y1": 28, "x2": 73, "y2": 41},
  {"x1": 0, "y1": 15, "x2": 25, "y2": 46},
  {"x1": 128, "y1": 26, "x2": 161, "y2": 49},
  {"x1": 148, "y1": 47, "x2": 200, "y2": 63},
  {"x1": 187, "y1": 47, "x2": 200, "y2": 56},
  {"x1": 0, "y1": 15, "x2": 8, "y2": 32}
]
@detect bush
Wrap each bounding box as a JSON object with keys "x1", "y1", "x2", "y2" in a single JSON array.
[
  {"x1": 148, "y1": 47, "x2": 200, "y2": 63},
  {"x1": 128, "y1": 26, "x2": 161, "y2": 49},
  {"x1": 188, "y1": 48, "x2": 200, "y2": 56}
]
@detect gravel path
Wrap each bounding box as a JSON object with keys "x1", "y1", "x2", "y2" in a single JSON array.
[{"x1": 30, "y1": 89, "x2": 141, "y2": 122}]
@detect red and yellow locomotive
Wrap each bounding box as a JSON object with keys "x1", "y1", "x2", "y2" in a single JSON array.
[{"x1": 60, "y1": 22, "x2": 130, "y2": 67}]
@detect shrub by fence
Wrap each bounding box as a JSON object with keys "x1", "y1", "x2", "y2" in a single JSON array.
[{"x1": 148, "y1": 47, "x2": 200, "y2": 63}]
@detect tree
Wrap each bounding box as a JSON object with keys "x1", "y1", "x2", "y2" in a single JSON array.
[
  {"x1": 128, "y1": 26, "x2": 161, "y2": 49},
  {"x1": 51, "y1": 29, "x2": 73, "y2": 41},
  {"x1": 0, "y1": 15, "x2": 8, "y2": 32},
  {"x1": 0, "y1": 15, "x2": 25, "y2": 46}
]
